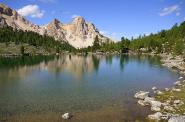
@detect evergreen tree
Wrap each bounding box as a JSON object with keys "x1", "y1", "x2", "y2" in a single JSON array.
[
  {"x1": 20, "y1": 45, "x2": 25, "y2": 55},
  {"x1": 93, "y1": 35, "x2": 100, "y2": 50}
]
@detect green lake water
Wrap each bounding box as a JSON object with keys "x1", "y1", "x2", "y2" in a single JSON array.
[{"x1": 0, "y1": 54, "x2": 180, "y2": 121}]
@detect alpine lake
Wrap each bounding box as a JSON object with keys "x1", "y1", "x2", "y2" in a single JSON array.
[{"x1": 0, "y1": 54, "x2": 181, "y2": 122}]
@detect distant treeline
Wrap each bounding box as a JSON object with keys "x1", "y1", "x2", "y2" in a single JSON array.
[
  {"x1": 0, "y1": 21, "x2": 185, "y2": 55},
  {"x1": 81, "y1": 21, "x2": 185, "y2": 55},
  {"x1": 130, "y1": 21, "x2": 185, "y2": 55},
  {"x1": 0, "y1": 26, "x2": 76, "y2": 53}
]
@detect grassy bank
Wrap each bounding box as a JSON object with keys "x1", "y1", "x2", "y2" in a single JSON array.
[{"x1": 0, "y1": 42, "x2": 52, "y2": 56}]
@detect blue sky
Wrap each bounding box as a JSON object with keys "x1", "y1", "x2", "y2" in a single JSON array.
[{"x1": 0, "y1": 0, "x2": 185, "y2": 40}]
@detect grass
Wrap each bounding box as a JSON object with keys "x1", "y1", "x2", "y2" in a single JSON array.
[
  {"x1": 0, "y1": 42, "x2": 52, "y2": 55},
  {"x1": 155, "y1": 83, "x2": 185, "y2": 114}
]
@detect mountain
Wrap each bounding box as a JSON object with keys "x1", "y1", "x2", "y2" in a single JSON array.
[{"x1": 0, "y1": 3, "x2": 111, "y2": 48}]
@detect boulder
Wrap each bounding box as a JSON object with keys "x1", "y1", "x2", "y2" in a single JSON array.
[
  {"x1": 137, "y1": 97, "x2": 155, "y2": 106},
  {"x1": 162, "y1": 101, "x2": 170, "y2": 106},
  {"x1": 165, "y1": 88, "x2": 170, "y2": 91},
  {"x1": 174, "y1": 81, "x2": 181, "y2": 86},
  {"x1": 179, "y1": 77, "x2": 183, "y2": 80},
  {"x1": 148, "y1": 112, "x2": 162, "y2": 120},
  {"x1": 174, "y1": 100, "x2": 181, "y2": 104},
  {"x1": 164, "y1": 106, "x2": 175, "y2": 112},
  {"x1": 138, "y1": 100, "x2": 148, "y2": 106},
  {"x1": 154, "y1": 90, "x2": 163, "y2": 95},
  {"x1": 62, "y1": 113, "x2": 71, "y2": 120},
  {"x1": 172, "y1": 88, "x2": 181, "y2": 92},
  {"x1": 144, "y1": 97, "x2": 155, "y2": 103},
  {"x1": 152, "y1": 86, "x2": 157, "y2": 91},
  {"x1": 161, "y1": 113, "x2": 172, "y2": 120},
  {"x1": 174, "y1": 100, "x2": 184, "y2": 106},
  {"x1": 134, "y1": 91, "x2": 149, "y2": 100},
  {"x1": 150, "y1": 101, "x2": 162, "y2": 112},
  {"x1": 151, "y1": 106, "x2": 161, "y2": 112},
  {"x1": 168, "y1": 116, "x2": 185, "y2": 122}
]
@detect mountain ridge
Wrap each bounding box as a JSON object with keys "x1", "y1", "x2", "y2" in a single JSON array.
[{"x1": 0, "y1": 3, "x2": 111, "y2": 48}]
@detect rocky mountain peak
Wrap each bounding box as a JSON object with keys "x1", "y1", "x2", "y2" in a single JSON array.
[
  {"x1": 0, "y1": 3, "x2": 13, "y2": 16},
  {"x1": 0, "y1": 3, "x2": 111, "y2": 48},
  {"x1": 52, "y1": 18, "x2": 61, "y2": 25},
  {"x1": 72, "y1": 16, "x2": 85, "y2": 24},
  {"x1": 47, "y1": 18, "x2": 62, "y2": 29}
]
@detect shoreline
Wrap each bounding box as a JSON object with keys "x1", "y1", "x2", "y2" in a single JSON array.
[
  {"x1": 135, "y1": 53, "x2": 185, "y2": 121},
  {"x1": 1, "y1": 52, "x2": 185, "y2": 121}
]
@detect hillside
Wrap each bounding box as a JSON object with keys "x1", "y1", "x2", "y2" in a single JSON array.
[
  {"x1": 130, "y1": 21, "x2": 185, "y2": 55},
  {"x1": 0, "y1": 26, "x2": 76, "y2": 55},
  {"x1": 87, "y1": 21, "x2": 185, "y2": 56},
  {"x1": 0, "y1": 3, "x2": 111, "y2": 48}
]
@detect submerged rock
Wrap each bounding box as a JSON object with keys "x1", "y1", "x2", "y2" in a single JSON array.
[
  {"x1": 138, "y1": 100, "x2": 148, "y2": 106},
  {"x1": 154, "y1": 90, "x2": 163, "y2": 95},
  {"x1": 144, "y1": 97, "x2": 155, "y2": 103},
  {"x1": 174, "y1": 81, "x2": 182, "y2": 86},
  {"x1": 152, "y1": 86, "x2": 157, "y2": 91},
  {"x1": 165, "y1": 88, "x2": 170, "y2": 91},
  {"x1": 62, "y1": 113, "x2": 71, "y2": 120},
  {"x1": 179, "y1": 77, "x2": 183, "y2": 80},
  {"x1": 148, "y1": 112, "x2": 162, "y2": 120},
  {"x1": 134, "y1": 91, "x2": 149, "y2": 100}
]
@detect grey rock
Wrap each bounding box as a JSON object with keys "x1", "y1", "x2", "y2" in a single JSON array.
[
  {"x1": 152, "y1": 86, "x2": 157, "y2": 91},
  {"x1": 174, "y1": 81, "x2": 181, "y2": 86},
  {"x1": 138, "y1": 100, "x2": 148, "y2": 106},
  {"x1": 172, "y1": 88, "x2": 181, "y2": 92},
  {"x1": 164, "y1": 106, "x2": 175, "y2": 112},
  {"x1": 148, "y1": 112, "x2": 162, "y2": 120},
  {"x1": 174, "y1": 100, "x2": 184, "y2": 106},
  {"x1": 0, "y1": 3, "x2": 111, "y2": 49},
  {"x1": 134, "y1": 91, "x2": 149, "y2": 100},
  {"x1": 165, "y1": 88, "x2": 170, "y2": 91},
  {"x1": 150, "y1": 101, "x2": 162, "y2": 112},
  {"x1": 62, "y1": 113, "x2": 71, "y2": 120},
  {"x1": 179, "y1": 77, "x2": 183, "y2": 80},
  {"x1": 154, "y1": 90, "x2": 163, "y2": 95},
  {"x1": 168, "y1": 116, "x2": 185, "y2": 122}
]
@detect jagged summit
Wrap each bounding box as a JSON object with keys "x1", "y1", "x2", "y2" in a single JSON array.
[
  {"x1": 46, "y1": 18, "x2": 62, "y2": 29},
  {"x1": 72, "y1": 16, "x2": 85, "y2": 23},
  {"x1": 52, "y1": 18, "x2": 61, "y2": 24},
  {"x1": 0, "y1": 3, "x2": 14, "y2": 16},
  {"x1": 0, "y1": 3, "x2": 111, "y2": 48}
]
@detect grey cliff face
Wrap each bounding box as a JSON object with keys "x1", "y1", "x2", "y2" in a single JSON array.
[{"x1": 0, "y1": 3, "x2": 111, "y2": 48}]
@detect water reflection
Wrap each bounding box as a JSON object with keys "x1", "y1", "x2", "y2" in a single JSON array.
[
  {"x1": 0, "y1": 54, "x2": 179, "y2": 121},
  {"x1": 0, "y1": 54, "x2": 164, "y2": 81}
]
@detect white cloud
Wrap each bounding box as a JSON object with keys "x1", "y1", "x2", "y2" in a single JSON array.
[
  {"x1": 159, "y1": 5, "x2": 180, "y2": 16},
  {"x1": 17, "y1": 5, "x2": 44, "y2": 18}
]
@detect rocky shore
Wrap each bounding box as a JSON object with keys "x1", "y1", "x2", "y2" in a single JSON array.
[
  {"x1": 160, "y1": 53, "x2": 185, "y2": 74},
  {"x1": 135, "y1": 53, "x2": 185, "y2": 121}
]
